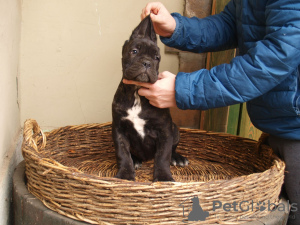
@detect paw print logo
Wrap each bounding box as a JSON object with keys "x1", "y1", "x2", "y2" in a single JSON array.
[
  {"x1": 256, "y1": 201, "x2": 266, "y2": 211},
  {"x1": 179, "y1": 196, "x2": 209, "y2": 222}
]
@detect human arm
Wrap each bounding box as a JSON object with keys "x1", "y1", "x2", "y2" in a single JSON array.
[
  {"x1": 141, "y1": 1, "x2": 238, "y2": 52},
  {"x1": 160, "y1": 1, "x2": 238, "y2": 53},
  {"x1": 175, "y1": 1, "x2": 300, "y2": 110}
]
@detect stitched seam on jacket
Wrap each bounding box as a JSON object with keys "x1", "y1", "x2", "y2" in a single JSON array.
[
  {"x1": 237, "y1": 57, "x2": 263, "y2": 101},
  {"x1": 223, "y1": 65, "x2": 246, "y2": 103}
]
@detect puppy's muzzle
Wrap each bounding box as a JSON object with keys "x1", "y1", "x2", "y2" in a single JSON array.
[{"x1": 142, "y1": 60, "x2": 151, "y2": 69}]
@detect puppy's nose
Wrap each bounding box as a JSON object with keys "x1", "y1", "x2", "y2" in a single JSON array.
[{"x1": 142, "y1": 61, "x2": 151, "y2": 69}]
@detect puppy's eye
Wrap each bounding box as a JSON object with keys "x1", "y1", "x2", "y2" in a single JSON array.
[
  {"x1": 155, "y1": 55, "x2": 160, "y2": 60},
  {"x1": 131, "y1": 49, "x2": 138, "y2": 55}
]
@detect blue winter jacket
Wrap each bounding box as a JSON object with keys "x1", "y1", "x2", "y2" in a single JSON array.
[{"x1": 161, "y1": 0, "x2": 300, "y2": 140}]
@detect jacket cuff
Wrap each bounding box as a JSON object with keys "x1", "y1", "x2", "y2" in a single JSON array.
[
  {"x1": 160, "y1": 13, "x2": 182, "y2": 46},
  {"x1": 175, "y1": 70, "x2": 210, "y2": 110},
  {"x1": 175, "y1": 72, "x2": 191, "y2": 110}
]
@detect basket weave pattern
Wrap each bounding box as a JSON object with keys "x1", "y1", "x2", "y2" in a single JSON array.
[{"x1": 22, "y1": 119, "x2": 285, "y2": 224}]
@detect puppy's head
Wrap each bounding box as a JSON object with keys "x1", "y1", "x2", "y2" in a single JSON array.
[{"x1": 122, "y1": 15, "x2": 160, "y2": 84}]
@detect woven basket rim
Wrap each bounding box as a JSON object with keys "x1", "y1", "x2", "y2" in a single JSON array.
[{"x1": 22, "y1": 119, "x2": 284, "y2": 186}]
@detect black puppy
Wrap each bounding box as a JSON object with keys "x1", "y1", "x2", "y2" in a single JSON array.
[{"x1": 112, "y1": 16, "x2": 188, "y2": 182}]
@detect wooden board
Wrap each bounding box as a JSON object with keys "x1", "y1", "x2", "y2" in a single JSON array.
[
  {"x1": 226, "y1": 104, "x2": 241, "y2": 135},
  {"x1": 201, "y1": 0, "x2": 238, "y2": 133},
  {"x1": 238, "y1": 104, "x2": 262, "y2": 141}
]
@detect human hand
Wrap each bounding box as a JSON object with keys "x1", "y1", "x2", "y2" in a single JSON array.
[
  {"x1": 123, "y1": 71, "x2": 177, "y2": 108},
  {"x1": 141, "y1": 2, "x2": 176, "y2": 38}
]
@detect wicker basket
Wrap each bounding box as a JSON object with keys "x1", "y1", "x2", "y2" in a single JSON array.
[{"x1": 22, "y1": 119, "x2": 285, "y2": 224}]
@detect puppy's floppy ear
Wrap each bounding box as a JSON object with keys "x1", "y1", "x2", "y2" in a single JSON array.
[{"x1": 130, "y1": 15, "x2": 157, "y2": 43}]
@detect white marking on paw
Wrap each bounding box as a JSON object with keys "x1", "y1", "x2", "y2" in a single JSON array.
[
  {"x1": 124, "y1": 92, "x2": 146, "y2": 138},
  {"x1": 134, "y1": 162, "x2": 142, "y2": 170},
  {"x1": 185, "y1": 159, "x2": 189, "y2": 166},
  {"x1": 171, "y1": 160, "x2": 177, "y2": 166}
]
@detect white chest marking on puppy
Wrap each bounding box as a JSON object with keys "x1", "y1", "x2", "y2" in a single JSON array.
[{"x1": 125, "y1": 92, "x2": 146, "y2": 138}]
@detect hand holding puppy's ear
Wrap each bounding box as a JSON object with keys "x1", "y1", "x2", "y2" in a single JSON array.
[{"x1": 141, "y1": 2, "x2": 176, "y2": 38}]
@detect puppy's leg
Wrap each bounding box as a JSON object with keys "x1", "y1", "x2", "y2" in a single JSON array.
[
  {"x1": 153, "y1": 133, "x2": 174, "y2": 182},
  {"x1": 112, "y1": 125, "x2": 135, "y2": 181},
  {"x1": 171, "y1": 123, "x2": 189, "y2": 167}
]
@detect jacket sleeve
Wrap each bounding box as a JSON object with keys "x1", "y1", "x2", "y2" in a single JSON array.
[
  {"x1": 160, "y1": 1, "x2": 238, "y2": 52},
  {"x1": 164, "y1": 1, "x2": 300, "y2": 110}
]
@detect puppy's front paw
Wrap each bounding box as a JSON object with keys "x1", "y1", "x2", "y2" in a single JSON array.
[
  {"x1": 153, "y1": 174, "x2": 175, "y2": 182},
  {"x1": 171, "y1": 152, "x2": 189, "y2": 167},
  {"x1": 115, "y1": 169, "x2": 135, "y2": 181},
  {"x1": 153, "y1": 170, "x2": 174, "y2": 182}
]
